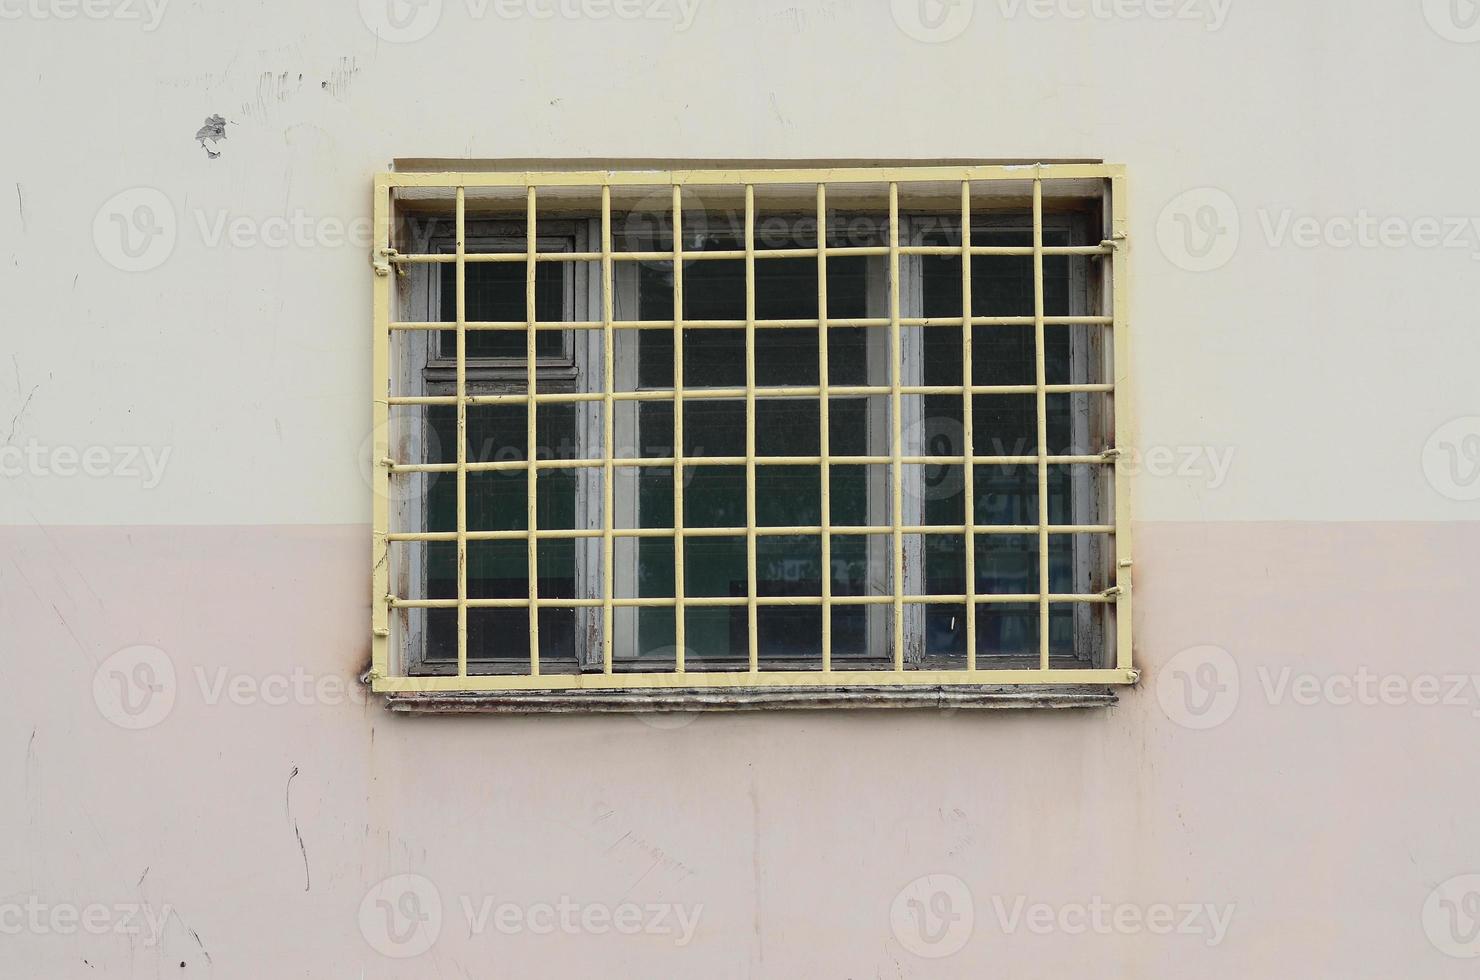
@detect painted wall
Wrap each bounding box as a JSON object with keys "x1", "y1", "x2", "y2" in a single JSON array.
[{"x1": 2, "y1": 1, "x2": 1478, "y2": 976}]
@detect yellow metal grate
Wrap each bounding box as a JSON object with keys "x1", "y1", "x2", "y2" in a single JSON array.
[{"x1": 370, "y1": 164, "x2": 1134, "y2": 692}]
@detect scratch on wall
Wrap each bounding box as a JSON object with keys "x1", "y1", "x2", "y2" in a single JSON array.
[
  {"x1": 7, "y1": 355, "x2": 40, "y2": 445},
  {"x1": 24, "y1": 727, "x2": 37, "y2": 795},
  {"x1": 321, "y1": 57, "x2": 359, "y2": 100},
  {"x1": 284, "y1": 766, "x2": 311, "y2": 891},
  {"x1": 167, "y1": 908, "x2": 214, "y2": 966},
  {"x1": 255, "y1": 72, "x2": 296, "y2": 117}
]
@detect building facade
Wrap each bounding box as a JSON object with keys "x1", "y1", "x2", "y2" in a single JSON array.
[{"x1": 3, "y1": 1, "x2": 1479, "y2": 976}]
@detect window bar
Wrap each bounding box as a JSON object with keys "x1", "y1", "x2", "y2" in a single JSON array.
[
  {"x1": 888, "y1": 182, "x2": 904, "y2": 672},
  {"x1": 671, "y1": 185, "x2": 686, "y2": 674},
  {"x1": 393, "y1": 453, "x2": 1108, "y2": 473},
  {"x1": 393, "y1": 384, "x2": 1113, "y2": 407},
  {"x1": 393, "y1": 453, "x2": 1108, "y2": 472},
  {"x1": 392, "y1": 593, "x2": 1111, "y2": 610},
  {"x1": 1110, "y1": 172, "x2": 1133, "y2": 674},
  {"x1": 391, "y1": 244, "x2": 1112, "y2": 266},
  {"x1": 601, "y1": 185, "x2": 616, "y2": 674},
  {"x1": 387, "y1": 315, "x2": 1114, "y2": 333},
  {"x1": 390, "y1": 523, "x2": 1114, "y2": 543},
  {"x1": 961, "y1": 180, "x2": 977, "y2": 672},
  {"x1": 745, "y1": 185, "x2": 759, "y2": 673},
  {"x1": 370, "y1": 176, "x2": 391, "y2": 683},
  {"x1": 526, "y1": 186, "x2": 541, "y2": 676},
  {"x1": 455, "y1": 186, "x2": 469, "y2": 679},
  {"x1": 1033, "y1": 176, "x2": 1049, "y2": 671},
  {"x1": 817, "y1": 183, "x2": 832, "y2": 672},
  {"x1": 388, "y1": 165, "x2": 1120, "y2": 189}
]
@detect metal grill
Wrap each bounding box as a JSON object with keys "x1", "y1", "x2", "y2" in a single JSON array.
[{"x1": 370, "y1": 164, "x2": 1134, "y2": 692}]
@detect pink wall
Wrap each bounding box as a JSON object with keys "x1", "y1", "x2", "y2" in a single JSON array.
[{"x1": 3, "y1": 521, "x2": 1476, "y2": 977}]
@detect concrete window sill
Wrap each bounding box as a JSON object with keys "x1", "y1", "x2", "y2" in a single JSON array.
[{"x1": 382, "y1": 685, "x2": 1119, "y2": 714}]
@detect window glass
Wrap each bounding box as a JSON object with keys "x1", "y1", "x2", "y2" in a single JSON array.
[
  {"x1": 634, "y1": 239, "x2": 872, "y2": 662},
  {"x1": 438, "y1": 258, "x2": 564, "y2": 360},
  {"x1": 424, "y1": 403, "x2": 578, "y2": 664},
  {"x1": 920, "y1": 226, "x2": 1083, "y2": 658}
]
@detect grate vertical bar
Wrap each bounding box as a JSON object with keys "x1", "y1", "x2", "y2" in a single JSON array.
[
  {"x1": 961, "y1": 180, "x2": 977, "y2": 672},
  {"x1": 671, "y1": 185, "x2": 686, "y2": 674},
  {"x1": 526, "y1": 186, "x2": 541, "y2": 676},
  {"x1": 1110, "y1": 173, "x2": 1133, "y2": 673},
  {"x1": 889, "y1": 183, "x2": 904, "y2": 672},
  {"x1": 455, "y1": 186, "x2": 469, "y2": 678},
  {"x1": 745, "y1": 186, "x2": 759, "y2": 673},
  {"x1": 601, "y1": 185, "x2": 615, "y2": 674},
  {"x1": 371, "y1": 176, "x2": 391, "y2": 681},
  {"x1": 1033, "y1": 176, "x2": 1049, "y2": 671},
  {"x1": 817, "y1": 183, "x2": 832, "y2": 672}
]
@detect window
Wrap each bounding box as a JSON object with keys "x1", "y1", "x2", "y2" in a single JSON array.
[{"x1": 370, "y1": 164, "x2": 1133, "y2": 694}]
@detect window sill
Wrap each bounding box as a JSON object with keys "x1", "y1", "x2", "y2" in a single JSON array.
[{"x1": 381, "y1": 684, "x2": 1118, "y2": 714}]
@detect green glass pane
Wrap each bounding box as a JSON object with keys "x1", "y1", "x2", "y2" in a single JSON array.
[
  {"x1": 439, "y1": 259, "x2": 564, "y2": 359},
  {"x1": 918, "y1": 226, "x2": 1080, "y2": 659},
  {"x1": 424, "y1": 404, "x2": 577, "y2": 663},
  {"x1": 637, "y1": 250, "x2": 868, "y2": 389}
]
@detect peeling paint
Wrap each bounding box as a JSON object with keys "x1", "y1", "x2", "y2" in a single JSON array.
[{"x1": 194, "y1": 114, "x2": 227, "y2": 159}]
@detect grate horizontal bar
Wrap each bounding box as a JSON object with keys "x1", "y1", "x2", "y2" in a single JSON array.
[
  {"x1": 387, "y1": 384, "x2": 1113, "y2": 406},
  {"x1": 389, "y1": 454, "x2": 1115, "y2": 473},
  {"x1": 389, "y1": 593, "x2": 1116, "y2": 609},
  {"x1": 389, "y1": 243, "x2": 1113, "y2": 265},
  {"x1": 374, "y1": 668, "x2": 1137, "y2": 692},
  {"x1": 380, "y1": 163, "x2": 1124, "y2": 189},
  {"x1": 389, "y1": 316, "x2": 1113, "y2": 331},
  {"x1": 387, "y1": 524, "x2": 1115, "y2": 542}
]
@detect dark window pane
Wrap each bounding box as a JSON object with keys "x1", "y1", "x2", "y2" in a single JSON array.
[
  {"x1": 637, "y1": 246, "x2": 868, "y2": 389},
  {"x1": 918, "y1": 223, "x2": 1083, "y2": 660},
  {"x1": 424, "y1": 404, "x2": 577, "y2": 663},
  {"x1": 439, "y1": 258, "x2": 564, "y2": 360}
]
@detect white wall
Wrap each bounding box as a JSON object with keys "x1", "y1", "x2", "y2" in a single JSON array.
[{"x1": 3, "y1": 1, "x2": 1479, "y2": 976}]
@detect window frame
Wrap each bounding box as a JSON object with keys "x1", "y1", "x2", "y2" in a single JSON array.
[{"x1": 394, "y1": 216, "x2": 604, "y2": 675}]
